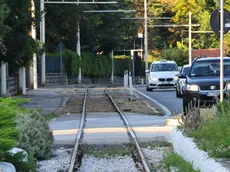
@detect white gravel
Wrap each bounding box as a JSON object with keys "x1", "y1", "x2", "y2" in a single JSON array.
[
  {"x1": 142, "y1": 147, "x2": 166, "y2": 163},
  {"x1": 37, "y1": 147, "x2": 72, "y2": 172},
  {"x1": 79, "y1": 155, "x2": 140, "y2": 172}
]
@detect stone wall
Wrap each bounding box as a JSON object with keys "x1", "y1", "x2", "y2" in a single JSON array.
[
  {"x1": 0, "y1": 76, "x2": 18, "y2": 97},
  {"x1": 8, "y1": 77, "x2": 18, "y2": 96},
  {"x1": 38, "y1": 73, "x2": 144, "y2": 86},
  {"x1": 38, "y1": 73, "x2": 68, "y2": 86}
]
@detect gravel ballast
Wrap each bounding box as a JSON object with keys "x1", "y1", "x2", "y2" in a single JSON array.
[
  {"x1": 37, "y1": 147, "x2": 72, "y2": 172},
  {"x1": 79, "y1": 155, "x2": 140, "y2": 172}
]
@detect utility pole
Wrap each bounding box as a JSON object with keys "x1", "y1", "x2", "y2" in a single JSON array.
[
  {"x1": 144, "y1": 0, "x2": 148, "y2": 83},
  {"x1": 111, "y1": 50, "x2": 114, "y2": 84},
  {"x1": 77, "y1": 22, "x2": 81, "y2": 84},
  {"x1": 40, "y1": 0, "x2": 46, "y2": 86},
  {"x1": 189, "y1": 11, "x2": 192, "y2": 65},
  {"x1": 30, "y1": 0, "x2": 37, "y2": 89},
  {"x1": 220, "y1": 0, "x2": 224, "y2": 102}
]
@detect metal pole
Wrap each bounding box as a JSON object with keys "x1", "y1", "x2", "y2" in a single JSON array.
[
  {"x1": 131, "y1": 50, "x2": 135, "y2": 84},
  {"x1": 111, "y1": 50, "x2": 114, "y2": 84},
  {"x1": 141, "y1": 38, "x2": 143, "y2": 60},
  {"x1": 31, "y1": 0, "x2": 37, "y2": 89},
  {"x1": 60, "y1": 42, "x2": 63, "y2": 84},
  {"x1": 189, "y1": 11, "x2": 192, "y2": 65},
  {"x1": 220, "y1": 0, "x2": 224, "y2": 102},
  {"x1": 144, "y1": 0, "x2": 148, "y2": 83},
  {"x1": 77, "y1": 22, "x2": 82, "y2": 84},
  {"x1": 40, "y1": 0, "x2": 46, "y2": 85}
]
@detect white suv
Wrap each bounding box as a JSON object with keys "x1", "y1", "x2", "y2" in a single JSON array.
[{"x1": 146, "y1": 59, "x2": 179, "y2": 91}]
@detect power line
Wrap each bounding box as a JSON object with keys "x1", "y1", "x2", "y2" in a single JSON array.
[
  {"x1": 44, "y1": 1, "x2": 117, "y2": 4},
  {"x1": 84, "y1": 10, "x2": 136, "y2": 13}
]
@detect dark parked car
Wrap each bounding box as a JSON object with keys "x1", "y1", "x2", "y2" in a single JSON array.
[
  {"x1": 183, "y1": 57, "x2": 230, "y2": 114},
  {"x1": 176, "y1": 64, "x2": 190, "y2": 98}
]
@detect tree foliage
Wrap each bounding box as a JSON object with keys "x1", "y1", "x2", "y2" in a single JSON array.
[
  {"x1": 0, "y1": 2, "x2": 10, "y2": 56},
  {"x1": 0, "y1": 0, "x2": 38, "y2": 70}
]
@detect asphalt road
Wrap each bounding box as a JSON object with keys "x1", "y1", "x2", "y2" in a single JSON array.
[{"x1": 135, "y1": 85, "x2": 183, "y2": 115}]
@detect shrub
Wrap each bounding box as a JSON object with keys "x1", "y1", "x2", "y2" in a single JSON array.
[
  {"x1": 16, "y1": 110, "x2": 54, "y2": 160},
  {"x1": 185, "y1": 101, "x2": 230, "y2": 158},
  {"x1": 161, "y1": 47, "x2": 188, "y2": 66},
  {"x1": 0, "y1": 98, "x2": 28, "y2": 153}
]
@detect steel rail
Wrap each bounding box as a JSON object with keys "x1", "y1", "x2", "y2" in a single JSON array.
[
  {"x1": 105, "y1": 90, "x2": 150, "y2": 172},
  {"x1": 68, "y1": 90, "x2": 87, "y2": 172}
]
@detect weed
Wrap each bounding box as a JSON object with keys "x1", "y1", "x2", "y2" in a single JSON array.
[
  {"x1": 82, "y1": 144, "x2": 134, "y2": 158},
  {"x1": 163, "y1": 153, "x2": 200, "y2": 172}
]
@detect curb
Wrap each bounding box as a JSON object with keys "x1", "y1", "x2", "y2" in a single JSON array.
[
  {"x1": 133, "y1": 88, "x2": 172, "y2": 116},
  {"x1": 170, "y1": 128, "x2": 229, "y2": 172}
]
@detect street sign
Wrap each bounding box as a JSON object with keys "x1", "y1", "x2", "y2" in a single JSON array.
[
  {"x1": 56, "y1": 41, "x2": 65, "y2": 51},
  {"x1": 138, "y1": 33, "x2": 143, "y2": 38},
  {"x1": 210, "y1": 8, "x2": 230, "y2": 35}
]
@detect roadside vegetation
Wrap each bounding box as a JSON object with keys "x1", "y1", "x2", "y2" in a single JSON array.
[
  {"x1": 82, "y1": 144, "x2": 135, "y2": 158},
  {"x1": 163, "y1": 153, "x2": 200, "y2": 172},
  {"x1": 0, "y1": 97, "x2": 53, "y2": 171},
  {"x1": 181, "y1": 99, "x2": 230, "y2": 158}
]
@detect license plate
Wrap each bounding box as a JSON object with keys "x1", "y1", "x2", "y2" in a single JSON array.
[{"x1": 206, "y1": 92, "x2": 219, "y2": 97}]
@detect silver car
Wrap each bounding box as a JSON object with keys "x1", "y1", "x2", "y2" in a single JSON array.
[{"x1": 176, "y1": 64, "x2": 191, "y2": 98}]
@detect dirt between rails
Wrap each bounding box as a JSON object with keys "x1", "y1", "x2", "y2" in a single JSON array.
[{"x1": 62, "y1": 88, "x2": 163, "y2": 116}]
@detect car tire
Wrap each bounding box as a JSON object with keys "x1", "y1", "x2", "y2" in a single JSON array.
[
  {"x1": 183, "y1": 97, "x2": 189, "y2": 116},
  {"x1": 176, "y1": 87, "x2": 179, "y2": 98},
  {"x1": 146, "y1": 87, "x2": 152, "y2": 91},
  {"x1": 178, "y1": 91, "x2": 183, "y2": 98}
]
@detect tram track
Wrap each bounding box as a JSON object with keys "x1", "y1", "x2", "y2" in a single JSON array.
[{"x1": 68, "y1": 88, "x2": 151, "y2": 172}]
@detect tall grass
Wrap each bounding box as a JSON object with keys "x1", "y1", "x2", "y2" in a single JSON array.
[{"x1": 186, "y1": 101, "x2": 230, "y2": 158}]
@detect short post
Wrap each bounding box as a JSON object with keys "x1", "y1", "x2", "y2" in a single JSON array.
[
  {"x1": 129, "y1": 71, "x2": 133, "y2": 95},
  {"x1": 19, "y1": 67, "x2": 26, "y2": 95},
  {"x1": 1, "y1": 62, "x2": 7, "y2": 96},
  {"x1": 22, "y1": 67, "x2": 26, "y2": 95},
  {"x1": 141, "y1": 78, "x2": 144, "y2": 85},
  {"x1": 124, "y1": 71, "x2": 127, "y2": 88}
]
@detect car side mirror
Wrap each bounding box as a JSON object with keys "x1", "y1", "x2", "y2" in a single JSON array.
[
  {"x1": 178, "y1": 74, "x2": 186, "y2": 78},
  {"x1": 145, "y1": 69, "x2": 149, "y2": 73}
]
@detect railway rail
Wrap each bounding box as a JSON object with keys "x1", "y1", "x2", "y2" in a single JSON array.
[{"x1": 68, "y1": 88, "x2": 151, "y2": 172}]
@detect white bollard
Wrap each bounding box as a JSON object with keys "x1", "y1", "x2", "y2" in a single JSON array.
[
  {"x1": 18, "y1": 67, "x2": 26, "y2": 95},
  {"x1": 1, "y1": 62, "x2": 7, "y2": 96},
  {"x1": 124, "y1": 70, "x2": 128, "y2": 88},
  {"x1": 129, "y1": 73, "x2": 133, "y2": 96},
  {"x1": 22, "y1": 67, "x2": 26, "y2": 95},
  {"x1": 141, "y1": 78, "x2": 144, "y2": 85}
]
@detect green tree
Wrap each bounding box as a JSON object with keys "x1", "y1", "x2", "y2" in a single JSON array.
[
  {"x1": 0, "y1": 2, "x2": 10, "y2": 56},
  {"x1": 0, "y1": 0, "x2": 38, "y2": 71},
  {"x1": 42, "y1": 1, "x2": 138, "y2": 55}
]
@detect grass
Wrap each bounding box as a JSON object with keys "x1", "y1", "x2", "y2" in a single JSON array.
[
  {"x1": 163, "y1": 153, "x2": 200, "y2": 172},
  {"x1": 141, "y1": 140, "x2": 172, "y2": 149},
  {"x1": 183, "y1": 100, "x2": 230, "y2": 158},
  {"x1": 82, "y1": 144, "x2": 135, "y2": 158},
  {"x1": 44, "y1": 112, "x2": 58, "y2": 121}
]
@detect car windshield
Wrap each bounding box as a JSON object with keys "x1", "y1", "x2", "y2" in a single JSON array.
[
  {"x1": 182, "y1": 67, "x2": 190, "y2": 75},
  {"x1": 190, "y1": 60, "x2": 230, "y2": 77},
  {"x1": 151, "y1": 63, "x2": 178, "y2": 72}
]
